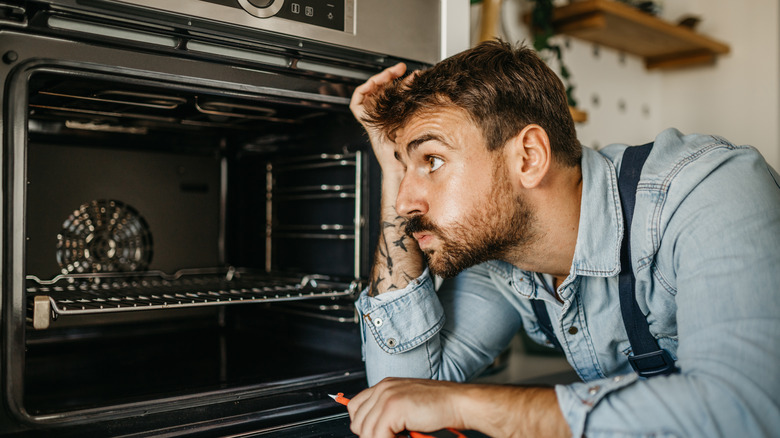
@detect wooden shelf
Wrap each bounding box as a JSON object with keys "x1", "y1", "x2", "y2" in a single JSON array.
[
  {"x1": 549, "y1": 0, "x2": 730, "y2": 69},
  {"x1": 569, "y1": 106, "x2": 588, "y2": 123}
]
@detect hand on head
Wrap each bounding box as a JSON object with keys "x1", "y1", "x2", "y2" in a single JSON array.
[
  {"x1": 350, "y1": 63, "x2": 411, "y2": 181},
  {"x1": 350, "y1": 62, "x2": 407, "y2": 127}
]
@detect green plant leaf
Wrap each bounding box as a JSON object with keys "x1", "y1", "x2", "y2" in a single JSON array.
[{"x1": 530, "y1": 0, "x2": 578, "y2": 111}]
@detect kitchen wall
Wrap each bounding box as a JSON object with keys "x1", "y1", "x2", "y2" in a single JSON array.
[{"x1": 469, "y1": 0, "x2": 780, "y2": 169}]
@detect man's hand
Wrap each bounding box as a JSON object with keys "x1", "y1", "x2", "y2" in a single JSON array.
[
  {"x1": 346, "y1": 378, "x2": 572, "y2": 438},
  {"x1": 349, "y1": 62, "x2": 407, "y2": 184},
  {"x1": 347, "y1": 378, "x2": 466, "y2": 438}
]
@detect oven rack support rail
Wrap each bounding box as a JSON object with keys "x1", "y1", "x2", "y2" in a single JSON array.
[{"x1": 26, "y1": 267, "x2": 360, "y2": 330}]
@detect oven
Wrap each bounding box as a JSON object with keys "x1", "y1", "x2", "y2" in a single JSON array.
[{"x1": 0, "y1": 1, "x2": 467, "y2": 435}]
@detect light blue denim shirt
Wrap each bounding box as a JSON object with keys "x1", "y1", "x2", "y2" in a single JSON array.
[{"x1": 355, "y1": 128, "x2": 780, "y2": 437}]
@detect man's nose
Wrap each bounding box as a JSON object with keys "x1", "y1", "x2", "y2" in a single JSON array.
[{"x1": 395, "y1": 172, "x2": 428, "y2": 218}]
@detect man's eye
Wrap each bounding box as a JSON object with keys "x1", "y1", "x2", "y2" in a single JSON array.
[{"x1": 427, "y1": 156, "x2": 444, "y2": 172}]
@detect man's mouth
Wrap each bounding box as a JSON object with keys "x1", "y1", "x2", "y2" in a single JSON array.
[
  {"x1": 405, "y1": 215, "x2": 439, "y2": 249},
  {"x1": 412, "y1": 232, "x2": 434, "y2": 248}
]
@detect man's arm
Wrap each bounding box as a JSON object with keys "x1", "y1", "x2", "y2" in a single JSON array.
[
  {"x1": 368, "y1": 192, "x2": 424, "y2": 296},
  {"x1": 347, "y1": 378, "x2": 570, "y2": 438},
  {"x1": 349, "y1": 63, "x2": 425, "y2": 296}
]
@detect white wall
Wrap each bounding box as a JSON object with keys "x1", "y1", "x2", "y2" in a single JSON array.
[
  {"x1": 656, "y1": 0, "x2": 780, "y2": 169},
  {"x1": 442, "y1": 0, "x2": 473, "y2": 59},
  {"x1": 469, "y1": 0, "x2": 780, "y2": 169}
]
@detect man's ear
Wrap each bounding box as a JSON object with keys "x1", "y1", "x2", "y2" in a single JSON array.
[{"x1": 504, "y1": 124, "x2": 551, "y2": 189}]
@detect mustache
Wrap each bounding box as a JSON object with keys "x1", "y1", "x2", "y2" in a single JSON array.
[{"x1": 404, "y1": 215, "x2": 441, "y2": 237}]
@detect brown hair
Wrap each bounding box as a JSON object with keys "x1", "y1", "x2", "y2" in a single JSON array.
[{"x1": 363, "y1": 39, "x2": 581, "y2": 167}]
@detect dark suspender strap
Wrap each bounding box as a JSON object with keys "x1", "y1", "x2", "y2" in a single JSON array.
[
  {"x1": 618, "y1": 142, "x2": 676, "y2": 377},
  {"x1": 531, "y1": 274, "x2": 563, "y2": 352},
  {"x1": 528, "y1": 142, "x2": 676, "y2": 376}
]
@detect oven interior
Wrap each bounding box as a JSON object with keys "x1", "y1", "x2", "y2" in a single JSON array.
[{"x1": 18, "y1": 68, "x2": 374, "y2": 419}]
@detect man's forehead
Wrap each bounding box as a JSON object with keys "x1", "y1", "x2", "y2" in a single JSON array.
[{"x1": 393, "y1": 107, "x2": 476, "y2": 150}]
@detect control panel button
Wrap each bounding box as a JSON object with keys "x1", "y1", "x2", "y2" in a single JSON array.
[
  {"x1": 237, "y1": 0, "x2": 285, "y2": 18},
  {"x1": 247, "y1": 0, "x2": 275, "y2": 7}
]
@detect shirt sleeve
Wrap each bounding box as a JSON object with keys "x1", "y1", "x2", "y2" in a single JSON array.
[
  {"x1": 558, "y1": 145, "x2": 780, "y2": 437},
  {"x1": 355, "y1": 263, "x2": 525, "y2": 386},
  {"x1": 355, "y1": 268, "x2": 446, "y2": 385}
]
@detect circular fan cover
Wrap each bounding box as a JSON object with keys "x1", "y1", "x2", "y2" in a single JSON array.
[{"x1": 56, "y1": 200, "x2": 153, "y2": 274}]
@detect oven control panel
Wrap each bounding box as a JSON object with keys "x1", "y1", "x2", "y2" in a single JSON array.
[
  {"x1": 39, "y1": 0, "x2": 444, "y2": 65},
  {"x1": 236, "y1": 0, "x2": 345, "y2": 31},
  {"x1": 199, "y1": 0, "x2": 346, "y2": 32}
]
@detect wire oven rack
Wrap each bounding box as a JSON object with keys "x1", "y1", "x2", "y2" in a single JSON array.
[{"x1": 26, "y1": 267, "x2": 360, "y2": 330}]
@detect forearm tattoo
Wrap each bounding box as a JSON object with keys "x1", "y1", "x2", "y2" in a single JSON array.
[{"x1": 369, "y1": 215, "x2": 416, "y2": 296}]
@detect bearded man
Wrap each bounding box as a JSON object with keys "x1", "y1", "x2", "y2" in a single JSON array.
[{"x1": 346, "y1": 39, "x2": 780, "y2": 438}]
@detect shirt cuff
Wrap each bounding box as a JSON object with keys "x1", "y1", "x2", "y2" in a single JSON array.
[
  {"x1": 555, "y1": 372, "x2": 640, "y2": 437},
  {"x1": 355, "y1": 268, "x2": 445, "y2": 354}
]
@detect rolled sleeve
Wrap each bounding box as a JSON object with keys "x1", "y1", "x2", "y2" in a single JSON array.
[
  {"x1": 355, "y1": 269, "x2": 446, "y2": 385},
  {"x1": 555, "y1": 373, "x2": 639, "y2": 438}
]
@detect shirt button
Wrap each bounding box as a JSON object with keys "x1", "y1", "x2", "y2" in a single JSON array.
[
  {"x1": 588, "y1": 385, "x2": 601, "y2": 395},
  {"x1": 373, "y1": 318, "x2": 383, "y2": 327},
  {"x1": 613, "y1": 376, "x2": 623, "y2": 382},
  {"x1": 386, "y1": 338, "x2": 397, "y2": 348},
  {"x1": 568, "y1": 326, "x2": 579, "y2": 335}
]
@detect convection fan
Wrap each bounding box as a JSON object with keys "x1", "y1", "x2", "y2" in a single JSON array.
[{"x1": 56, "y1": 200, "x2": 153, "y2": 274}]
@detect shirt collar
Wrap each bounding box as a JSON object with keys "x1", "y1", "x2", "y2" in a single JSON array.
[{"x1": 569, "y1": 146, "x2": 623, "y2": 278}]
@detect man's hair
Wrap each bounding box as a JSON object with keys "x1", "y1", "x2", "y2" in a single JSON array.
[{"x1": 363, "y1": 39, "x2": 582, "y2": 167}]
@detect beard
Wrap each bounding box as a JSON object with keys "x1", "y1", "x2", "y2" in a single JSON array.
[{"x1": 404, "y1": 160, "x2": 537, "y2": 278}]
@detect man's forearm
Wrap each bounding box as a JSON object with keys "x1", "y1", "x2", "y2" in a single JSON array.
[
  {"x1": 349, "y1": 61, "x2": 421, "y2": 297},
  {"x1": 347, "y1": 378, "x2": 571, "y2": 438},
  {"x1": 369, "y1": 183, "x2": 425, "y2": 296},
  {"x1": 459, "y1": 384, "x2": 571, "y2": 438}
]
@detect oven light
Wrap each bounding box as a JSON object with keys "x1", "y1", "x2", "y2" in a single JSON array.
[
  {"x1": 47, "y1": 16, "x2": 178, "y2": 48},
  {"x1": 186, "y1": 41, "x2": 290, "y2": 68}
]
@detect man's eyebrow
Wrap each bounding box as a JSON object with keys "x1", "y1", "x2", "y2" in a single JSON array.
[{"x1": 405, "y1": 133, "x2": 452, "y2": 154}]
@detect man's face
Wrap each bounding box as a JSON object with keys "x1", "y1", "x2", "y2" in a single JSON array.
[{"x1": 393, "y1": 107, "x2": 536, "y2": 278}]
